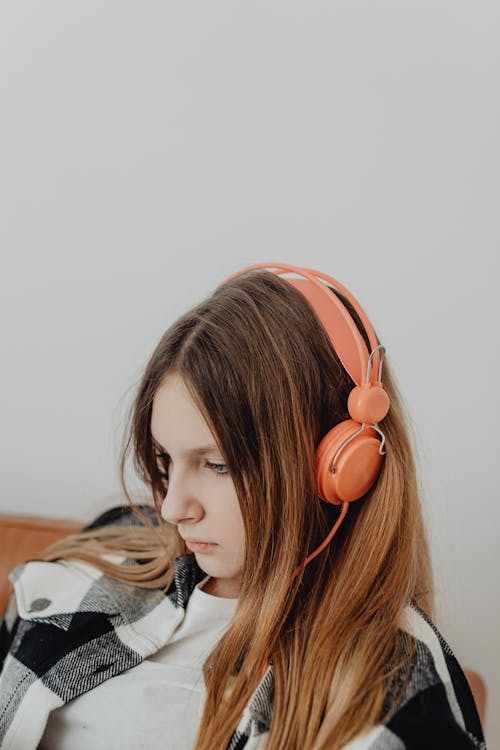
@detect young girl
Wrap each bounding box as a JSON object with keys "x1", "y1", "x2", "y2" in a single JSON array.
[{"x1": 0, "y1": 263, "x2": 486, "y2": 749}]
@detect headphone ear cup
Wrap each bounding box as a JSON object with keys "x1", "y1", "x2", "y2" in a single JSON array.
[{"x1": 315, "y1": 420, "x2": 384, "y2": 504}]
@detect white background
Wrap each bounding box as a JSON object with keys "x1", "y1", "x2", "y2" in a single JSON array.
[{"x1": 1, "y1": 1, "x2": 498, "y2": 745}]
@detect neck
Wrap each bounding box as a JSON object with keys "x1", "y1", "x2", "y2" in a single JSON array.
[{"x1": 201, "y1": 577, "x2": 240, "y2": 598}]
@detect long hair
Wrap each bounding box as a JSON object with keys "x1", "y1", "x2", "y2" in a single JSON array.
[{"x1": 41, "y1": 269, "x2": 433, "y2": 750}]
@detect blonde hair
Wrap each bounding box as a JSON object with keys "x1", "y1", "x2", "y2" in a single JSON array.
[{"x1": 41, "y1": 270, "x2": 433, "y2": 749}]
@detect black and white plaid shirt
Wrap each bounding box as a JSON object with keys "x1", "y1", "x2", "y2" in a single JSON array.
[{"x1": 0, "y1": 506, "x2": 486, "y2": 749}]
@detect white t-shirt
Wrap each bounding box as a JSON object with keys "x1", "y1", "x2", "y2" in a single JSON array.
[{"x1": 38, "y1": 576, "x2": 238, "y2": 750}]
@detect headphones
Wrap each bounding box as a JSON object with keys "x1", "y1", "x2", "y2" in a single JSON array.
[{"x1": 224, "y1": 262, "x2": 390, "y2": 505}]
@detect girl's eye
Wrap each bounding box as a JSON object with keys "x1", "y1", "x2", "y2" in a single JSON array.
[
  {"x1": 206, "y1": 461, "x2": 228, "y2": 478},
  {"x1": 154, "y1": 453, "x2": 228, "y2": 479}
]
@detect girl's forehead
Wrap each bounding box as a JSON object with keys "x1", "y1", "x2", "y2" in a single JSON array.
[{"x1": 150, "y1": 375, "x2": 218, "y2": 452}]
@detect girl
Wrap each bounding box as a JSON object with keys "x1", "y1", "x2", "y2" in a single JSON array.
[{"x1": 0, "y1": 263, "x2": 486, "y2": 749}]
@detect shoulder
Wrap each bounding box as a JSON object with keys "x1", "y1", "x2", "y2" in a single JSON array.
[
  {"x1": 0, "y1": 504, "x2": 160, "y2": 664},
  {"x1": 316, "y1": 605, "x2": 487, "y2": 750},
  {"x1": 337, "y1": 605, "x2": 487, "y2": 749},
  {"x1": 5, "y1": 504, "x2": 162, "y2": 614},
  {"x1": 368, "y1": 604, "x2": 486, "y2": 750}
]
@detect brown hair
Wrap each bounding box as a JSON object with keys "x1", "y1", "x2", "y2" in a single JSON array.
[{"x1": 41, "y1": 269, "x2": 433, "y2": 749}]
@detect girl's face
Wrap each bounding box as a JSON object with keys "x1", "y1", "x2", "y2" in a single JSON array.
[{"x1": 150, "y1": 372, "x2": 245, "y2": 599}]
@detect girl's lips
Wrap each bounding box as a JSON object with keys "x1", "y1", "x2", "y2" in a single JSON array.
[{"x1": 184, "y1": 539, "x2": 217, "y2": 553}]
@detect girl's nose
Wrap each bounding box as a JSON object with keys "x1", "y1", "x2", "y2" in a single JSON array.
[{"x1": 160, "y1": 472, "x2": 204, "y2": 526}]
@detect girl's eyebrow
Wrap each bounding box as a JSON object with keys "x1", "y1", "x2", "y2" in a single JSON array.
[{"x1": 151, "y1": 437, "x2": 221, "y2": 456}]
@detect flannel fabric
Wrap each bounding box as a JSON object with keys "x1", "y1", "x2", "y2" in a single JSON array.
[{"x1": 0, "y1": 505, "x2": 486, "y2": 750}]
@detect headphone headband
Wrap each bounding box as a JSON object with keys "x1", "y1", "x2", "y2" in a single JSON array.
[{"x1": 225, "y1": 262, "x2": 381, "y2": 386}]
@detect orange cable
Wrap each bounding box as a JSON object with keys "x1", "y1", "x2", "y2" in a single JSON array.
[{"x1": 258, "y1": 501, "x2": 349, "y2": 679}]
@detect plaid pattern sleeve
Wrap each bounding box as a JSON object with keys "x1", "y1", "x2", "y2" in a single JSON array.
[
  {"x1": 333, "y1": 605, "x2": 487, "y2": 750},
  {"x1": 0, "y1": 504, "x2": 156, "y2": 675},
  {"x1": 0, "y1": 503, "x2": 176, "y2": 750}
]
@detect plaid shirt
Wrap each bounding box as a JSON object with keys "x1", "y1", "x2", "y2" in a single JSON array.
[{"x1": 0, "y1": 506, "x2": 486, "y2": 750}]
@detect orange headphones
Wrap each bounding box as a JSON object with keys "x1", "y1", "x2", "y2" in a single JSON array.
[
  {"x1": 224, "y1": 263, "x2": 391, "y2": 676},
  {"x1": 225, "y1": 262, "x2": 390, "y2": 506}
]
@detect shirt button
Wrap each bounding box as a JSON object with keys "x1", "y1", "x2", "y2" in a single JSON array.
[{"x1": 28, "y1": 597, "x2": 52, "y2": 612}]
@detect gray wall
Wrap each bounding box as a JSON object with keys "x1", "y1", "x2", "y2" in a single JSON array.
[{"x1": 1, "y1": 2, "x2": 498, "y2": 745}]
